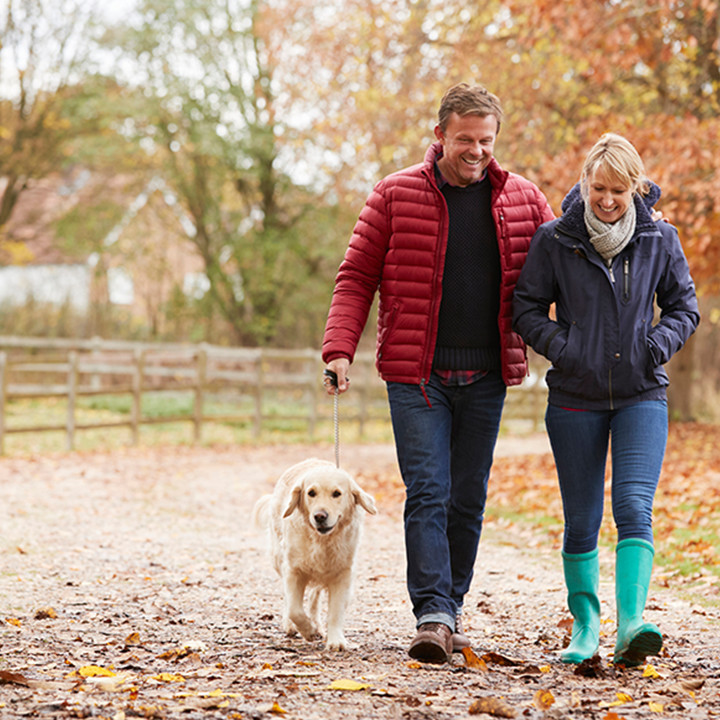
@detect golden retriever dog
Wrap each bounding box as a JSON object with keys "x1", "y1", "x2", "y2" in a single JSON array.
[{"x1": 253, "y1": 458, "x2": 377, "y2": 650}]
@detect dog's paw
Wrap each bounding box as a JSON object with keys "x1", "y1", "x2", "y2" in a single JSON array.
[
  {"x1": 290, "y1": 614, "x2": 321, "y2": 642},
  {"x1": 325, "y1": 632, "x2": 348, "y2": 651},
  {"x1": 299, "y1": 626, "x2": 322, "y2": 642}
]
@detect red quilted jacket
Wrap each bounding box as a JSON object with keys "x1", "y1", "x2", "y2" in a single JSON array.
[{"x1": 322, "y1": 142, "x2": 554, "y2": 387}]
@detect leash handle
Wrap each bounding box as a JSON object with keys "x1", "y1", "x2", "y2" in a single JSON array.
[{"x1": 323, "y1": 370, "x2": 340, "y2": 467}]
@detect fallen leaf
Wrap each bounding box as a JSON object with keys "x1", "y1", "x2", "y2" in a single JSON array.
[
  {"x1": 84, "y1": 673, "x2": 132, "y2": 692},
  {"x1": 34, "y1": 607, "x2": 57, "y2": 620},
  {"x1": 78, "y1": 665, "x2": 117, "y2": 678},
  {"x1": 600, "y1": 692, "x2": 633, "y2": 708},
  {"x1": 328, "y1": 678, "x2": 371, "y2": 691},
  {"x1": 462, "y1": 646, "x2": 488, "y2": 670},
  {"x1": 468, "y1": 696, "x2": 516, "y2": 717},
  {"x1": 649, "y1": 701, "x2": 664, "y2": 712},
  {"x1": 124, "y1": 632, "x2": 142, "y2": 646},
  {"x1": 670, "y1": 678, "x2": 705, "y2": 695},
  {"x1": 0, "y1": 670, "x2": 31, "y2": 686},
  {"x1": 481, "y1": 651, "x2": 521, "y2": 666},
  {"x1": 152, "y1": 673, "x2": 185, "y2": 683},
  {"x1": 574, "y1": 655, "x2": 606, "y2": 678},
  {"x1": 5, "y1": 617, "x2": 21, "y2": 627},
  {"x1": 269, "y1": 700, "x2": 287, "y2": 714},
  {"x1": 534, "y1": 689, "x2": 555, "y2": 710}
]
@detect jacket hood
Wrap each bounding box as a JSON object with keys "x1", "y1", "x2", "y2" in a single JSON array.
[{"x1": 559, "y1": 180, "x2": 662, "y2": 233}]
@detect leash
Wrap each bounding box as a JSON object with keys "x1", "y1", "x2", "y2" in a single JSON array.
[{"x1": 323, "y1": 369, "x2": 340, "y2": 468}]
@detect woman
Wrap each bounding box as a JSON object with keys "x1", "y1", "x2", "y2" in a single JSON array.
[{"x1": 513, "y1": 133, "x2": 700, "y2": 666}]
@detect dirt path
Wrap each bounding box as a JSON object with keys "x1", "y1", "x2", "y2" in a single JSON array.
[{"x1": 0, "y1": 438, "x2": 717, "y2": 719}]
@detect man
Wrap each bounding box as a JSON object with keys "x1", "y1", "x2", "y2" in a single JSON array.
[{"x1": 322, "y1": 83, "x2": 554, "y2": 663}]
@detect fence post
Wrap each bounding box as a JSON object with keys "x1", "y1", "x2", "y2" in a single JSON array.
[
  {"x1": 66, "y1": 351, "x2": 78, "y2": 451},
  {"x1": 131, "y1": 348, "x2": 145, "y2": 446},
  {"x1": 90, "y1": 335, "x2": 102, "y2": 390},
  {"x1": 0, "y1": 352, "x2": 6, "y2": 456},
  {"x1": 194, "y1": 346, "x2": 207, "y2": 443},
  {"x1": 254, "y1": 353, "x2": 263, "y2": 439}
]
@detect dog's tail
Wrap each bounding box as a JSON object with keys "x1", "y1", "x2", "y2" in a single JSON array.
[{"x1": 252, "y1": 494, "x2": 273, "y2": 530}]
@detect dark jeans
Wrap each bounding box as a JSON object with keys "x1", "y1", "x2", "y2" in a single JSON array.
[
  {"x1": 545, "y1": 401, "x2": 668, "y2": 554},
  {"x1": 387, "y1": 371, "x2": 506, "y2": 628}
]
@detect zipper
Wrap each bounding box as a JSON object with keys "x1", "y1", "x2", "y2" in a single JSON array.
[
  {"x1": 419, "y1": 378, "x2": 432, "y2": 408},
  {"x1": 608, "y1": 262, "x2": 615, "y2": 283},
  {"x1": 623, "y1": 257, "x2": 630, "y2": 301},
  {"x1": 608, "y1": 368, "x2": 614, "y2": 410},
  {"x1": 422, "y1": 183, "x2": 448, "y2": 384}
]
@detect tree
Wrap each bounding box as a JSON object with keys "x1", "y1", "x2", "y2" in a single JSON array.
[
  {"x1": 498, "y1": 0, "x2": 720, "y2": 291},
  {"x1": 0, "y1": 0, "x2": 112, "y2": 260},
  {"x1": 105, "y1": 0, "x2": 345, "y2": 347}
]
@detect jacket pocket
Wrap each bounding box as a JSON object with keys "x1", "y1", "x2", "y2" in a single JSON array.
[
  {"x1": 548, "y1": 320, "x2": 605, "y2": 398},
  {"x1": 555, "y1": 321, "x2": 579, "y2": 374}
]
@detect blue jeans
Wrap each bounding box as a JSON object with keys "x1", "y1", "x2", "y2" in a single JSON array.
[
  {"x1": 387, "y1": 371, "x2": 506, "y2": 629},
  {"x1": 545, "y1": 401, "x2": 668, "y2": 554}
]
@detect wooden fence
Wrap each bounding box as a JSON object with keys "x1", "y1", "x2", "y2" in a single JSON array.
[{"x1": 0, "y1": 336, "x2": 547, "y2": 454}]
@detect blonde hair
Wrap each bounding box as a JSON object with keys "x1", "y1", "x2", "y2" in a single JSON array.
[{"x1": 581, "y1": 133, "x2": 650, "y2": 197}]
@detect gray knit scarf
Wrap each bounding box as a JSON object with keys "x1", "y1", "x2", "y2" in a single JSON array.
[{"x1": 583, "y1": 199, "x2": 636, "y2": 264}]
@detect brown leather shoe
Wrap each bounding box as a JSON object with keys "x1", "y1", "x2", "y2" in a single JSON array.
[
  {"x1": 408, "y1": 622, "x2": 453, "y2": 663},
  {"x1": 452, "y1": 615, "x2": 470, "y2": 653}
]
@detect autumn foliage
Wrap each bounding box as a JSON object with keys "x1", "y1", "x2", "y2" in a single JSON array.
[{"x1": 360, "y1": 422, "x2": 720, "y2": 584}]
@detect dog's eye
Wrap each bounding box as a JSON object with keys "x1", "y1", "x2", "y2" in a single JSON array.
[
  {"x1": 332, "y1": 490, "x2": 342, "y2": 498},
  {"x1": 308, "y1": 489, "x2": 316, "y2": 497}
]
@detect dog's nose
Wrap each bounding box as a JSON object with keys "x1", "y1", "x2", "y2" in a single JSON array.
[{"x1": 314, "y1": 510, "x2": 328, "y2": 526}]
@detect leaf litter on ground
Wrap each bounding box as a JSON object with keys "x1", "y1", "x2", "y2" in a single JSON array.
[{"x1": 0, "y1": 430, "x2": 717, "y2": 718}]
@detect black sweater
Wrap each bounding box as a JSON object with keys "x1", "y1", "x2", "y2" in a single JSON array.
[{"x1": 433, "y1": 176, "x2": 501, "y2": 371}]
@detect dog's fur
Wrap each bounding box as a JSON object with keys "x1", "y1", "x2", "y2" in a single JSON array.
[{"x1": 253, "y1": 458, "x2": 377, "y2": 650}]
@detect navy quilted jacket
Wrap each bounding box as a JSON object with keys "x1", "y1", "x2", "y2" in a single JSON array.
[
  {"x1": 513, "y1": 182, "x2": 700, "y2": 410},
  {"x1": 322, "y1": 142, "x2": 554, "y2": 387}
]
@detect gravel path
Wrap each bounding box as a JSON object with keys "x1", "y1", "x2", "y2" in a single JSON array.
[{"x1": 0, "y1": 437, "x2": 717, "y2": 719}]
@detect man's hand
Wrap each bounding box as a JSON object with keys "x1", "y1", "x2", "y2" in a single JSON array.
[{"x1": 323, "y1": 358, "x2": 350, "y2": 394}]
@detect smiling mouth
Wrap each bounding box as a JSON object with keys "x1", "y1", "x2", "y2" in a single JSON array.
[{"x1": 316, "y1": 525, "x2": 335, "y2": 535}]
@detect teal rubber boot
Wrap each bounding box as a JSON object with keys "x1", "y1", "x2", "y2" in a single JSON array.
[
  {"x1": 560, "y1": 548, "x2": 600, "y2": 664},
  {"x1": 614, "y1": 538, "x2": 663, "y2": 666}
]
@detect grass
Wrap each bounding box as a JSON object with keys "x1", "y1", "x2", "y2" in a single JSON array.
[{"x1": 0, "y1": 392, "x2": 394, "y2": 455}]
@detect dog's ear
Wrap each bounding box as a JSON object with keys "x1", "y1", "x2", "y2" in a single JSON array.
[
  {"x1": 351, "y1": 481, "x2": 377, "y2": 515},
  {"x1": 283, "y1": 483, "x2": 303, "y2": 518}
]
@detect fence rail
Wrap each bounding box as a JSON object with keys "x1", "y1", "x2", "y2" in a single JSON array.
[{"x1": 0, "y1": 336, "x2": 547, "y2": 454}]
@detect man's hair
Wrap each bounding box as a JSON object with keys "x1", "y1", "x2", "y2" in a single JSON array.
[
  {"x1": 437, "y1": 83, "x2": 503, "y2": 133},
  {"x1": 581, "y1": 133, "x2": 650, "y2": 197}
]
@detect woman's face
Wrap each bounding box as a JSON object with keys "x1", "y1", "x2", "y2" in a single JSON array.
[{"x1": 587, "y1": 166, "x2": 634, "y2": 224}]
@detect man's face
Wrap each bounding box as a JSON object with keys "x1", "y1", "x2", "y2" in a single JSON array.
[{"x1": 434, "y1": 112, "x2": 498, "y2": 187}]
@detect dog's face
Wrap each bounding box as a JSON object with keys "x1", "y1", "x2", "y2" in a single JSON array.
[{"x1": 282, "y1": 465, "x2": 376, "y2": 534}]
